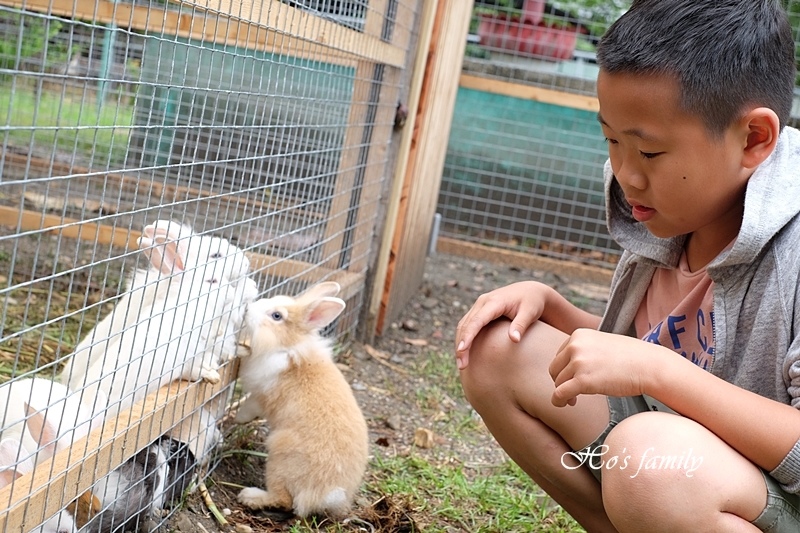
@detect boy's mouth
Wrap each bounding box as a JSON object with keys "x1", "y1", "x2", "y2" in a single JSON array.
[{"x1": 627, "y1": 200, "x2": 656, "y2": 222}]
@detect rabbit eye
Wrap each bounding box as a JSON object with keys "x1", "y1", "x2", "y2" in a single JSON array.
[
  {"x1": 210, "y1": 252, "x2": 223, "y2": 259},
  {"x1": 270, "y1": 311, "x2": 283, "y2": 321},
  {"x1": 206, "y1": 278, "x2": 219, "y2": 285}
]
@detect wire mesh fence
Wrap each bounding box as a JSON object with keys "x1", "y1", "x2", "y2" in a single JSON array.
[
  {"x1": 0, "y1": 0, "x2": 419, "y2": 530},
  {"x1": 437, "y1": 0, "x2": 800, "y2": 270}
]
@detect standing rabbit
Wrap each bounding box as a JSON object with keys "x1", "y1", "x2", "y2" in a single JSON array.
[
  {"x1": 235, "y1": 282, "x2": 369, "y2": 520},
  {"x1": 59, "y1": 220, "x2": 257, "y2": 420}
]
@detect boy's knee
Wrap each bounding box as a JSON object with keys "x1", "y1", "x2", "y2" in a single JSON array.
[
  {"x1": 601, "y1": 412, "x2": 709, "y2": 528},
  {"x1": 459, "y1": 319, "x2": 518, "y2": 405}
]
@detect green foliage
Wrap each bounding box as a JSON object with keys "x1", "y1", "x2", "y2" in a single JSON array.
[
  {"x1": 547, "y1": 0, "x2": 629, "y2": 41},
  {"x1": 0, "y1": 82, "x2": 134, "y2": 165},
  {"x1": 0, "y1": 12, "x2": 71, "y2": 72},
  {"x1": 782, "y1": 0, "x2": 800, "y2": 85}
]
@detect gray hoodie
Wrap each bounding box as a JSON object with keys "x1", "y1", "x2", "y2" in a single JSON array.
[{"x1": 598, "y1": 125, "x2": 800, "y2": 493}]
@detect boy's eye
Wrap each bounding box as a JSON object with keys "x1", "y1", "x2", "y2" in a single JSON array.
[
  {"x1": 603, "y1": 137, "x2": 618, "y2": 145},
  {"x1": 639, "y1": 151, "x2": 663, "y2": 159}
]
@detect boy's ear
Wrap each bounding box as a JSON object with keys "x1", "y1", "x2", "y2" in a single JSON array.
[{"x1": 740, "y1": 107, "x2": 780, "y2": 169}]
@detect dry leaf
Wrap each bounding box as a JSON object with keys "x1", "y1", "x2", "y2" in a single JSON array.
[
  {"x1": 403, "y1": 338, "x2": 429, "y2": 347},
  {"x1": 23, "y1": 191, "x2": 66, "y2": 211},
  {"x1": 413, "y1": 428, "x2": 435, "y2": 449},
  {"x1": 364, "y1": 344, "x2": 389, "y2": 359}
]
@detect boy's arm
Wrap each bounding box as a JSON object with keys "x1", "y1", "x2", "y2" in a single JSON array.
[
  {"x1": 549, "y1": 331, "x2": 800, "y2": 484},
  {"x1": 649, "y1": 346, "x2": 800, "y2": 486},
  {"x1": 456, "y1": 281, "x2": 601, "y2": 369}
]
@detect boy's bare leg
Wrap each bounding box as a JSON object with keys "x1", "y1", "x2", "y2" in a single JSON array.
[
  {"x1": 602, "y1": 413, "x2": 766, "y2": 532},
  {"x1": 459, "y1": 319, "x2": 617, "y2": 532},
  {"x1": 460, "y1": 319, "x2": 770, "y2": 533}
]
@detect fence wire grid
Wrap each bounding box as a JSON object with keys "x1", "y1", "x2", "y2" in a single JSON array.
[
  {"x1": 438, "y1": 0, "x2": 800, "y2": 269},
  {"x1": 0, "y1": 0, "x2": 418, "y2": 531}
]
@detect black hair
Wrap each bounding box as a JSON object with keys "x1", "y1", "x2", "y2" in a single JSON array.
[{"x1": 596, "y1": 0, "x2": 796, "y2": 135}]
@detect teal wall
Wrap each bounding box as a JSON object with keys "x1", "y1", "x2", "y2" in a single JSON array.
[{"x1": 438, "y1": 86, "x2": 619, "y2": 264}]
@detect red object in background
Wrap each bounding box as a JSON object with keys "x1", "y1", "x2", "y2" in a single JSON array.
[{"x1": 477, "y1": 0, "x2": 582, "y2": 61}]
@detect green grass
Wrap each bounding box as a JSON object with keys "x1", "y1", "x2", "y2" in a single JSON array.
[
  {"x1": 367, "y1": 455, "x2": 583, "y2": 532},
  {"x1": 275, "y1": 454, "x2": 583, "y2": 533},
  {"x1": 0, "y1": 81, "x2": 134, "y2": 165}
]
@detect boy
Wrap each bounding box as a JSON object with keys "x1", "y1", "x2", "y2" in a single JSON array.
[{"x1": 455, "y1": 1, "x2": 800, "y2": 531}]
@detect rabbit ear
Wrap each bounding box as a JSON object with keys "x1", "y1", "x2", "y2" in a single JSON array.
[
  {"x1": 24, "y1": 403, "x2": 58, "y2": 458},
  {"x1": 304, "y1": 297, "x2": 346, "y2": 330},
  {"x1": 299, "y1": 281, "x2": 341, "y2": 302},
  {"x1": 0, "y1": 438, "x2": 33, "y2": 488},
  {"x1": 138, "y1": 221, "x2": 190, "y2": 275}
]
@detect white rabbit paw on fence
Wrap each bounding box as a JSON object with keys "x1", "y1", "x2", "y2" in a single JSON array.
[{"x1": 198, "y1": 365, "x2": 221, "y2": 384}]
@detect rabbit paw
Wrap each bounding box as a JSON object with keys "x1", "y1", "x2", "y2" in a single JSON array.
[
  {"x1": 238, "y1": 487, "x2": 292, "y2": 511},
  {"x1": 234, "y1": 395, "x2": 261, "y2": 424},
  {"x1": 235, "y1": 342, "x2": 252, "y2": 358},
  {"x1": 199, "y1": 366, "x2": 221, "y2": 384}
]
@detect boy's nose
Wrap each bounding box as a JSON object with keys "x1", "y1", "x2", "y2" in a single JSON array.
[{"x1": 612, "y1": 157, "x2": 647, "y2": 191}]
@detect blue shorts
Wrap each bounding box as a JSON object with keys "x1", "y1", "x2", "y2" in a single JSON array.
[{"x1": 578, "y1": 395, "x2": 800, "y2": 532}]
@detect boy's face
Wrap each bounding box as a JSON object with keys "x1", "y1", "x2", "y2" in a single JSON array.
[{"x1": 596, "y1": 71, "x2": 750, "y2": 245}]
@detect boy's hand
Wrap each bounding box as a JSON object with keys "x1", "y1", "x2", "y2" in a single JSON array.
[
  {"x1": 548, "y1": 328, "x2": 663, "y2": 407},
  {"x1": 455, "y1": 281, "x2": 549, "y2": 370}
]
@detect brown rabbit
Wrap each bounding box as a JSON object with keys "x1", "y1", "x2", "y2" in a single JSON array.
[{"x1": 234, "y1": 281, "x2": 369, "y2": 520}]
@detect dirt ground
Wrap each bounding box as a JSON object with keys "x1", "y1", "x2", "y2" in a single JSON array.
[{"x1": 168, "y1": 250, "x2": 611, "y2": 533}]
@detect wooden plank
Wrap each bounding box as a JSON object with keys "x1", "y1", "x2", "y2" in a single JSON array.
[
  {"x1": 0, "y1": 205, "x2": 362, "y2": 300},
  {"x1": 178, "y1": 0, "x2": 406, "y2": 67},
  {"x1": 340, "y1": 0, "x2": 411, "y2": 274},
  {"x1": 0, "y1": 370, "x2": 232, "y2": 531},
  {"x1": 460, "y1": 73, "x2": 600, "y2": 112},
  {"x1": 437, "y1": 237, "x2": 614, "y2": 286},
  {"x1": 2, "y1": 151, "x2": 322, "y2": 221},
  {"x1": 364, "y1": 0, "x2": 437, "y2": 339},
  {"x1": 317, "y1": 60, "x2": 373, "y2": 271},
  {"x1": 319, "y1": 0, "x2": 390, "y2": 271},
  {"x1": 375, "y1": 0, "x2": 474, "y2": 334},
  {"x1": 248, "y1": 253, "x2": 365, "y2": 302},
  {"x1": 0, "y1": 206, "x2": 140, "y2": 249},
  {"x1": 0, "y1": 0, "x2": 403, "y2": 67},
  {"x1": 344, "y1": 66, "x2": 401, "y2": 275}
]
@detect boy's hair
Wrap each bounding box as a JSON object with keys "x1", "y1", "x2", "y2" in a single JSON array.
[{"x1": 596, "y1": 0, "x2": 796, "y2": 135}]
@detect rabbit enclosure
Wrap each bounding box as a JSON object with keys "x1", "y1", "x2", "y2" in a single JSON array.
[{"x1": 0, "y1": 0, "x2": 476, "y2": 531}]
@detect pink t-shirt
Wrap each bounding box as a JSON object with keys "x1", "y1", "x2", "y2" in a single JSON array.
[
  {"x1": 634, "y1": 251, "x2": 716, "y2": 412},
  {"x1": 634, "y1": 250, "x2": 716, "y2": 370}
]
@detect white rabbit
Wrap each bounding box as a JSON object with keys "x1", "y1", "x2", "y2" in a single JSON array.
[
  {"x1": 0, "y1": 439, "x2": 78, "y2": 533},
  {"x1": 59, "y1": 220, "x2": 256, "y2": 420},
  {"x1": 235, "y1": 282, "x2": 369, "y2": 520},
  {"x1": 0, "y1": 378, "x2": 105, "y2": 467}
]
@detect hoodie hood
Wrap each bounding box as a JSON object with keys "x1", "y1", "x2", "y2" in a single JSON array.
[{"x1": 605, "y1": 126, "x2": 800, "y2": 269}]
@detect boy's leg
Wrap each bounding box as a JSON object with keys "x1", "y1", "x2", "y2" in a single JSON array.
[
  {"x1": 602, "y1": 412, "x2": 768, "y2": 533},
  {"x1": 459, "y1": 319, "x2": 617, "y2": 532}
]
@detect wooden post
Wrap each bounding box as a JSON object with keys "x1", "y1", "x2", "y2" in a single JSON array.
[
  {"x1": 372, "y1": 0, "x2": 474, "y2": 334},
  {"x1": 320, "y1": 0, "x2": 407, "y2": 272}
]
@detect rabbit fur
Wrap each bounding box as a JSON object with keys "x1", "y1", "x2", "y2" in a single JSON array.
[
  {"x1": 235, "y1": 281, "x2": 369, "y2": 520},
  {"x1": 0, "y1": 378, "x2": 105, "y2": 468},
  {"x1": 0, "y1": 438, "x2": 81, "y2": 533},
  {"x1": 0, "y1": 376, "x2": 104, "y2": 533},
  {"x1": 82, "y1": 436, "x2": 199, "y2": 533},
  {"x1": 59, "y1": 220, "x2": 257, "y2": 420}
]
